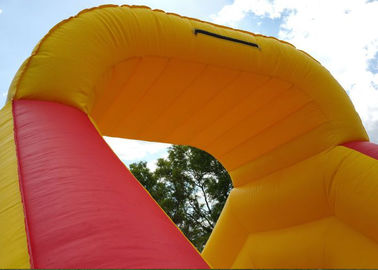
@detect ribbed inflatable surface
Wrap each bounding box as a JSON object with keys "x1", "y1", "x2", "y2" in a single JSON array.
[{"x1": 2, "y1": 5, "x2": 378, "y2": 268}]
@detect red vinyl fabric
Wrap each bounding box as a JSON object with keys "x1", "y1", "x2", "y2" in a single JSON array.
[
  {"x1": 12, "y1": 99, "x2": 209, "y2": 269},
  {"x1": 342, "y1": 141, "x2": 378, "y2": 160}
]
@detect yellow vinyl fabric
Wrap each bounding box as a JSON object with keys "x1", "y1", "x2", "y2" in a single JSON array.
[
  {"x1": 4, "y1": 5, "x2": 378, "y2": 268},
  {"x1": 210, "y1": 146, "x2": 378, "y2": 268},
  {"x1": 0, "y1": 103, "x2": 30, "y2": 268}
]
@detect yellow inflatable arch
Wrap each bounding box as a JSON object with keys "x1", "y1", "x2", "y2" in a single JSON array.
[{"x1": 2, "y1": 5, "x2": 378, "y2": 268}]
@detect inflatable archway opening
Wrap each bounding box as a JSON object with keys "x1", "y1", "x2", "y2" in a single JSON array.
[{"x1": 1, "y1": 4, "x2": 378, "y2": 269}]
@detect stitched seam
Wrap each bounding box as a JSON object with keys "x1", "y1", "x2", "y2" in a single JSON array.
[
  {"x1": 341, "y1": 142, "x2": 378, "y2": 160},
  {"x1": 10, "y1": 4, "x2": 319, "y2": 102},
  {"x1": 11, "y1": 100, "x2": 35, "y2": 268},
  {"x1": 231, "y1": 122, "x2": 333, "y2": 187},
  {"x1": 215, "y1": 99, "x2": 315, "y2": 158},
  {"x1": 166, "y1": 70, "x2": 244, "y2": 140},
  {"x1": 96, "y1": 114, "x2": 210, "y2": 268}
]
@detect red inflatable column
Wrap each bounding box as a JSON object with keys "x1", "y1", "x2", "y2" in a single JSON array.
[{"x1": 13, "y1": 99, "x2": 209, "y2": 269}]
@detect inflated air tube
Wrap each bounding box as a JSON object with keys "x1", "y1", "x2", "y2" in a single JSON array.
[{"x1": 1, "y1": 5, "x2": 378, "y2": 269}]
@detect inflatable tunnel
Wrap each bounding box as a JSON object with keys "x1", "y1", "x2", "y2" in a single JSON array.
[{"x1": 1, "y1": 5, "x2": 378, "y2": 268}]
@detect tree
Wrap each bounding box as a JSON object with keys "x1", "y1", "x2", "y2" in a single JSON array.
[{"x1": 129, "y1": 145, "x2": 232, "y2": 251}]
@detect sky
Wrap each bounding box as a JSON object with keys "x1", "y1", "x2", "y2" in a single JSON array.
[{"x1": 1, "y1": 0, "x2": 377, "y2": 169}]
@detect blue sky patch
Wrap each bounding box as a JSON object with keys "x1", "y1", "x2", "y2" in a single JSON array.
[
  {"x1": 368, "y1": 51, "x2": 378, "y2": 74},
  {"x1": 237, "y1": 9, "x2": 291, "y2": 37}
]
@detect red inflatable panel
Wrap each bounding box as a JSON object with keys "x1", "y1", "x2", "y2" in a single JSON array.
[
  {"x1": 13, "y1": 99, "x2": 209, "y2": 269},
  {"x1": 342, "y1": 141, "x2": 378, "y2": 160}
]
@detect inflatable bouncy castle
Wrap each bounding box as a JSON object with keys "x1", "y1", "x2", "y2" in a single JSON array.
[{"x1": 1, "y1": 5, "x2": 378, "y2": 269}]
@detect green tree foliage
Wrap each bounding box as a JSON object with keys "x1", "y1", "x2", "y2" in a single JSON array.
[{"x1": 129, "y1": 145, "x2": 232, "y2": 251}]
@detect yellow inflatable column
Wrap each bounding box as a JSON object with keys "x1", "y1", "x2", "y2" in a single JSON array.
[{"x1": 0, "y1": 103, "x2": 31, "y2": 268}]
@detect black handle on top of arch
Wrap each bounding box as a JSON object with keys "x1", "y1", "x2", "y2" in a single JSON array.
[{"x1": 194, "y1": 29, "x2": 260, "y2": 49}]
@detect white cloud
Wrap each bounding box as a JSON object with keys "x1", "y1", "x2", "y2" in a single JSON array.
[
  {"x1": 103, "y1": 136, "x2": 170, "y2": 163},
  {"x1": 146, "y1": 160, "x2": 158, "y2": 171},
  {"x1": 211, "y1": 0, "x2": 378, "y2": 142},
  {"x1": 0, "y1": 9, "x2": 2, "y2": 14},
  {"x1": 210, "y1": 0, "x2": 285, "y2": 27},
  {"x1": 146, "y1": 150, "x2": 169, "y2": 171}
]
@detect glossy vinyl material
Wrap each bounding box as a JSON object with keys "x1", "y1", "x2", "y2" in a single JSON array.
[
  {"x1": 1, "y1": 5, "x2": 378, "y2": 268},
  {"x1": 12, "y1": 99, "x2": 208, "y2": 269},
  {"x1": 0, "y1": 103, "x2": 30, "y2": 268},
  {"x1": 342, "y1": 141, "x2": 378, "y2": 160}
]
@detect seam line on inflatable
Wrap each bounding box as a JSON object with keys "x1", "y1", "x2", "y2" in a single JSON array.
[
  {"x1": 9, "y1": 4, "x2": 321, "y2": 103},
  {"x1": 207, "y1": 89, "x2": 311, "y2": 157},
  {"x1": 186, "y1": 76, "x2": 277, "y2": 145},
  {"x1": 91, "y1": 115, "x2": 212, "y2": 268},
  {"x1": 89, "y1": 57, "x2": 144, "y2": 119},
  {"x1": 11, "y1": 100, "x2": 35, "y2": 268},
  {"x1": 227, "y1": 202, "x2": 251, "y2": 267},
  {"x1": 231, "y1": 121, "x2": 332, "y2": 186},
  {"x1": 166, "y1": 69, "x2": 242, "y2": 138},
  {"x1": 124, "y1": 58, "x2": 172, "y2": 125},
  {"x1": 225, "y1": 103, "x2": 322, "y2": 170},
  {"x1": 136, "y1": 63, "x2": 210, "y2": 136},
  {"x1": 325, "y1": 149, "x2": 354, "y2": 211},
  {"x1": 342, "y1": 141, "x2": 378, "y2": 161}
]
